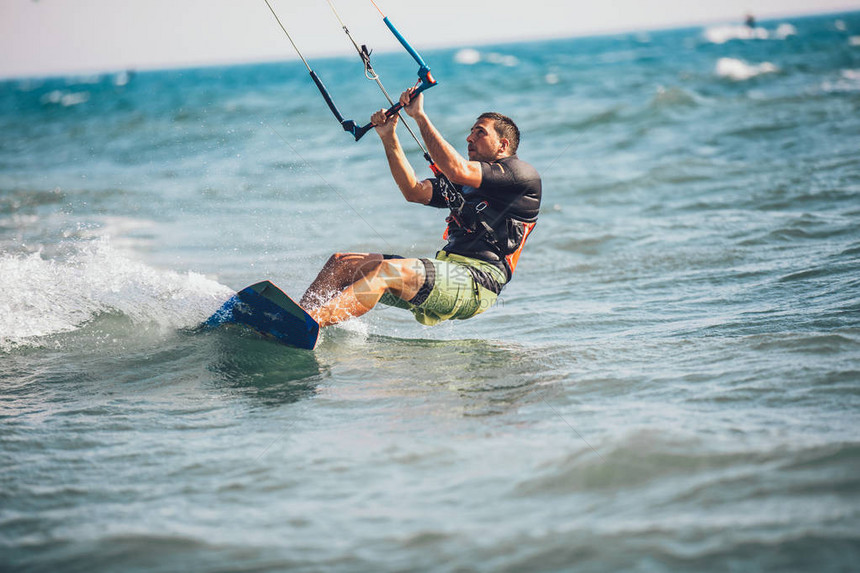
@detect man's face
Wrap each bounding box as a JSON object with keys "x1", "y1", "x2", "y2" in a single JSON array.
[{"x1": 466, "y1": 118, "x2": 507, "y2": 162}]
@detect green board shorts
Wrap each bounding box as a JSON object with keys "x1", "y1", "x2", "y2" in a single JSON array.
[{"x1": 378, "y1": 251, "x2": 507, "y2": 326}]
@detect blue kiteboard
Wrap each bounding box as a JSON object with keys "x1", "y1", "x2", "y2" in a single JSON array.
[{"x1": 205, "y1": 280, "x2": 319, "y2": 350}]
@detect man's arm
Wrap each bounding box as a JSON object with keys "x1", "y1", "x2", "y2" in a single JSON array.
[
  {"x1": 400, "y1": 90, "x2": 483, "y2": 188},
  {"x1": 372, "y1": 109, "x2": 433, "y2": 204}
]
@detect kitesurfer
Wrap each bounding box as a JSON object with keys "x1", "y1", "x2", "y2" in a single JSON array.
[{"x1": 300, "y1": 88, "x2": 542, "y2": 327}]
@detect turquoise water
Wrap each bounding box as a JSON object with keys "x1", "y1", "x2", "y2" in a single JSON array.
[{"x1": 2, "y1": 11, "x2": 860, "y2": 571}]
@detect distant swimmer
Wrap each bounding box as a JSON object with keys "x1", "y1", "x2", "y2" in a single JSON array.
[
  {"x1": 299, "y1": 88, "x2": 542, "y2": 328},
  {"x1": 745, "y1": 13, "x2": 757, "y2": 29}
]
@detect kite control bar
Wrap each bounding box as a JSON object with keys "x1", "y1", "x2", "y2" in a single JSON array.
[
  {"x1": 345, "y1": 14, "x2": 438, "y2": 141},
  {"x1": 308, "y1": 70, "x2": 362, "y2": 138},
  {"x1": 262, "y1": 0, "x2": 437, "y2": 142},
  {"x1": 350, "y1": 74, "x2": 437, "y2": 141}
]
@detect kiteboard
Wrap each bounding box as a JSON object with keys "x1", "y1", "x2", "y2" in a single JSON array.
[{"x1": 204, "y1": 280, "x2": 319, "y2": 350}]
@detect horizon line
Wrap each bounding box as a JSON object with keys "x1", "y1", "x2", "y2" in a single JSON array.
[{"x1": 1, "y1": 5, "x2": 857, "y2": 82}]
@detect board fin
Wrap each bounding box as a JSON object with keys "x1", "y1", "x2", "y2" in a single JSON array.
[{"x1": 205, "y1": 281, "x2": 319, "y2": 350}]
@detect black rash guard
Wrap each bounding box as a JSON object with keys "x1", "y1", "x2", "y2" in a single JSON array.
[{"x1": 427, "y1": 154, "x2": 542, "y2": 281}]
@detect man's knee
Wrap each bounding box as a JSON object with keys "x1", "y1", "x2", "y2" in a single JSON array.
[
  {"x1": 376, "y1": 258, "x2": 425, "y2": 296},
  {"x1": 326, "y1": 252, "x2": 362, "y2": 266},
  {"x1": 324, "y1": 252, "x2": 384, "y2": 282}
]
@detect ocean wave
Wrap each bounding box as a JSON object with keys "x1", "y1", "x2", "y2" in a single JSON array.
[
  {"x1": 705, "y1": 24, "x2": 768, "y2": 43},
  {"x1": 0, "y1": 187, "x2": 66, "y2": 214},
  {"x1": 453, "y1": 48, "x2": 481, "y2": 65},
  {"x1": 113, "y1": 70, "x2": 132, "y2": 87},
  {"x1": 510, "y1": 428, "x2": 860, "y2": 546},
  {"x1": 39, "y1": 89, "x2": 90, "y2": 107},
  {"x1": 544, "y1": 106, "x2": 625, "y2": 134},
  {"x1": 513, "y1": 428, "x2": 860, "y2": 499},
  {"x1": 704, "y1": 23, "x2": 797, "y2": 44},
  {"x1": 453, "y1": 48, "x2": 518, "y2": 67},
  {"x1": 748, "y1": 331, "x2": 860, "y2": 356},
  {"x1": 822, "y1": 69, "x2": 860, "y2": 93},
  {"x1": 650, "y1": 85, "x2": 702, "y2": 108},
  {"x1": 715, "y1": 57, "x2": 779, "y2": 81},
  {"x1": 0, "y1": 238, "x2": 232, "y2": 352}
]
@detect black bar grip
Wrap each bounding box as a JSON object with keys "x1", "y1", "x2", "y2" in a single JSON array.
[
  {"x1": 309, "y1": 70, "x2": 346, "y2": 124},
  {"x1": 352, "y1": 122, "x2": 374, "y2": 141}
]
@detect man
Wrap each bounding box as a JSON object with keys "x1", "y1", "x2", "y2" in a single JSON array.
[{"x1": 300, "y1": 88, "x2": 542, "y2": 328}]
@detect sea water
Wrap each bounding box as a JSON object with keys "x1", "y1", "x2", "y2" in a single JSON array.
[{"x1": 2, "y1": 11, "x2": 859, "y2": 572}]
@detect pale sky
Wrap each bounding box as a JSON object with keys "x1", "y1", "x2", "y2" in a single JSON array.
[{"x1": 1, "y1": 0, "x2": 859, "y2": 79}]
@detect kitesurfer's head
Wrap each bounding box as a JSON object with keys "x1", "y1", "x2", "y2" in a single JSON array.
[{"x1": 467, "y1": 112, "x2": 520, "y2": 162}]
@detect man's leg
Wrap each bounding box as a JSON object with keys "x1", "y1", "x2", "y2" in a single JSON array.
[
  {"x1": 301, "y1": 253, "x2": 426, "y2": 328},
  {"x1": 300, "y1": 253, "x2": 383, "y2": 309}
]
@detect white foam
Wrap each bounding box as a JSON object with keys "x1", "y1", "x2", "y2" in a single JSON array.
[
  {"x1": 715, "y1": 57, "x2": 778, "y2": 81},
  {"x1": 703, "y1": 23, "x2": 796, "y2": 44},
  {"x1": 774, "y1": 23, "x2": 797, "y2": 40},
  {"x1": 822, "y1": 69, "x2": 860, "y2": 93},
  {"x1": 334, "y1": 314, "x2": 370, "y2": 340},
  {"x1": 704, "y1": 24, "x2": 769, "y2": 44},
  {"x1": 454, "y1": 49, "x2": 481, "y2": 65},
  {"x1": 113, "y1": 71, "x2": 130, "y2": 87},
  {"x1": 0, "y1": 239, "x2": 233, "y2": 351},
  {"x1": 452, "y1": 49, "x2": 517, "y2": 67},
  {"x1": 486, "y1": 52, "x2": 519, "y2": 67},
  {"x1": 40, "y1": 90, "x2": 90, "y2": 107}
]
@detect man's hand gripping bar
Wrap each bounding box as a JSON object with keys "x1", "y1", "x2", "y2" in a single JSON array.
[{"x1": 351, "y1": 16, "x2": 437, "y2": 141}]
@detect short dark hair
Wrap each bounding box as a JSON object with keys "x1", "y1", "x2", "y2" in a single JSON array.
[{"x1": 477, "y1": 112, "x2": 520, "y2": 155}]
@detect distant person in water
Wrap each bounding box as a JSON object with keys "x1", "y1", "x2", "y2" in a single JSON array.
[
  {"x1": 745, "y1": 13, "x2": 756, "y2": 29},
  {"x1": 299, "y1": 88, "x2": 542, "y2": 328}
]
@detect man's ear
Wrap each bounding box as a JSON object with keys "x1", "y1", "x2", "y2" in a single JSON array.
[{"x1": 498, "y1": 138, "x2": 510, "y2": 155}]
